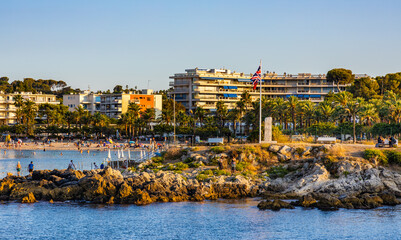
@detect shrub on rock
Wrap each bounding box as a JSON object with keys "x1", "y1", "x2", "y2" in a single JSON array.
[
  {"x1": 363, "y1": 149, "x2": 388, "y2": 165},
  {"x1": 21, "y1": 192, "x2": 36, "y2": 203}
]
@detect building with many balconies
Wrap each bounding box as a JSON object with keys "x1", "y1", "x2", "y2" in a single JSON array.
[
  {"x1": 99, "y1": 89, "x2": 162, "y2": 119},
  {"x1": 0, "y1": 92, "x2": 59, "y2": 125},
  {"x1": 63, "y1": 90, "x2": 101, "y2": 114},
  {"x1": 169, "y1": 68, "x2": 367, "y2": 111}
]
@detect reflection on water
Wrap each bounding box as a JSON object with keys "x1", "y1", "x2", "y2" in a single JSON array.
[
  {"x1": 0, "y1": 149, "x2": 142, "y2": 178},
  {"x1": 0, "y1": 199, "x2": 400, "y2": 239}
]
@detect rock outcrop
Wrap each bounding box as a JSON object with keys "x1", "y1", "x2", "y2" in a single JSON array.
[{"x1": 0, "y1": 167, "x2": 258, "y2": 205}]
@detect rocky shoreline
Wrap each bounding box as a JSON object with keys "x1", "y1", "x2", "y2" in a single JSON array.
[{"x1": 1, "y1": 144, "x2": 401, "y2": 211}]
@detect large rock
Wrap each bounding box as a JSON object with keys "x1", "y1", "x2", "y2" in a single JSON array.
[
  {"x1": 257, "y1": 199, "x2": 294, "y2": 211},
  {"x1": 268, "y1": 145, "x2": 281, "y2": 153},
  {"x1": 21, "y1": 192, "x2": 36, "y2": 203},
  {"x1": 296, "y1": 195, "x2": 317, "y2": 207},
  {"x1": 315, "y1": 195, "x2": 343, "y2": 211}
]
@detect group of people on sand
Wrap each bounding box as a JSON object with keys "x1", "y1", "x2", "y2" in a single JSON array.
[{"x1": 376, "y1": 136, "x2": 398, "y2": 148}]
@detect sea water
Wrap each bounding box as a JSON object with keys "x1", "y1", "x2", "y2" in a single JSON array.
[
  {"x1": 1, "y1": 151, "x2": 401, "y2": 239},
  {"x1": 0, "y1": 149, "x2": 143, "y2": 178},
  {"x1": 0, "y1": 199, "x2": 400, "y2": 239}
]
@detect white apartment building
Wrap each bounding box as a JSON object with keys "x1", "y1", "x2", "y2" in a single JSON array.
[
  {"x1": 169, "y1": 68, "x2": 367, "y2": 111},
  {"x1": 63, "y1": 90, "x2": 101, "y2": 114},
  {"x1": 0, "y1": 92, "x2": 59, "y2": 125}
]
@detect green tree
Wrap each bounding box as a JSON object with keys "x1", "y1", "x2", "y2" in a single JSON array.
[
  {"x1": 344, "y1": 98, "x2": 364, "y2": 143},
  {"x1": 348, "y1": 77, "x2": 380, "y2": 100},
  {"x1": 326, "y1": 68, "x2": 354, "y2": 92},
  {"x1": 287, "y1": 96, "x2": 299, "y2": 131}
]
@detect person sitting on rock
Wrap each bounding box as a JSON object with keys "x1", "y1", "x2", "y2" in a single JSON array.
[
  {"x1": 67, "y1": 160, "x2": 76, "y2": 170},
  {"x1": 390, "y1": 136, "x2": 397, "y2": 148},
  {"x1": 100, "y1": 163, "x2": 105, "y2": 169}
]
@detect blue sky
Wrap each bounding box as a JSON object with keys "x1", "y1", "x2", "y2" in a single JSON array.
[{"x1": 1, "y1": 0, "x2": 400, "y2": 91}]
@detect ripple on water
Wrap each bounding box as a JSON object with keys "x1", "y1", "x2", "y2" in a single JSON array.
[{"x1": 0, "y1": 200, "x2": 400, "y2": 239}]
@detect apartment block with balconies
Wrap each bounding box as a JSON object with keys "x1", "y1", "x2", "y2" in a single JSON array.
[
  {"x1": 169, "y1": 68, "x2": 367, "y2": 111},
  {"x1": 63, "y1": 90, "x2": 101, "y2": 114},
  {"x1": 99, "y1": 89, "x2": 162, "y2": 119},
  {"x1": 0, "y1": 92, "x2": 59, "y2": 125}
]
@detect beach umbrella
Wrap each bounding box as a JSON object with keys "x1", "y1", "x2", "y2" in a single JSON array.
[{"x1": 108, "y1": 149, "x2": 111, "y2": 159}]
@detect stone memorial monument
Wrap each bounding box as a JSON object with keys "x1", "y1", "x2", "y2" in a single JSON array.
[{"x1": 263, "y1": 117, "x2": 277, "y2": 143}]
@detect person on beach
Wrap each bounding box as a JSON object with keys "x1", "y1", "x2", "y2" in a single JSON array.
[
  {"x1": 16, "y1": 162, "x2": 21, "y2": 177},
  {"x1": 100, "y1": 163, "x2": 105, "y2": 169},
  {"x1": 28, "y1": 161, "x2": 34, "y2": 175},
  {"x1": 93, "y1": 162, "x2": 99, "y2": 169},
  {"x1": 67, "y1": 160, "x2": 76, "y2": 170}
]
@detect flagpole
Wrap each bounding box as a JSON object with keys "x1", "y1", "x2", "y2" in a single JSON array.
[{"x1": 259, "y1": 59, "x2": 262, "y2": 144}]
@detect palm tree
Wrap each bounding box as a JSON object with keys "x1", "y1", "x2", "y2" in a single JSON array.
[
  {"x1": 344, "y1": 98, "x2": 364, "y2": 143},
  {"x1": 287, "y1": 96, "x2": 299, "y2": 131},
  {"x1": 389, "y1": 100, "x2": 401, "y2": 123},
  {"x1": 271, "y1": 97, "x2": 286, "y2": 128},
  {"x1": 119, "y1": 113, "x2": 130, "y2": 137},
  {"x1": 75, "y1": 106, "x2": 87, "y2": 129},
  {"x1": 302, "y1": 100, "x2": 315, "y2": 127},
  {"x1": 235, "y1": 100, "x2": 246, "y2": 136},
  {"x1": 240, "y1": 91, "x2": 252, "y2": 111},
  {"x1": 194, "y1": 106, "x2": 207, "y2": 126},
  {"x1": 141, "y1": 108, "x2": 155, "y2": 133},
  {"x1": 216, "y1": 101, "x2": 228, "y2": 132},
  {"x1": 22, "y1": 100, "x2": 38, "y2": 135},
  {"x1": 334, "y1": 91, "x2": 353, "y2": 107},
  {"x1": 228, "y1": 108, "x2": 241, "y2": 137},
  {"x1": 317, "y1": 101, "x2": 335, "y2": 122},
  {"x1": 360, "y1": 103, "x2": 379, "y2": 126}
]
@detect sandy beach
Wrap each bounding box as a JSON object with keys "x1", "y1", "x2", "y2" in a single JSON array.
[{"x1": 0, "y1": 142, "x2": 138, "y2": 151}]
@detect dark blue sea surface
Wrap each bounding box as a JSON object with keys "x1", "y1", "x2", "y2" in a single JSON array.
[{"x1": 0, "y1": 199, "x2": 400, "y2": 240}]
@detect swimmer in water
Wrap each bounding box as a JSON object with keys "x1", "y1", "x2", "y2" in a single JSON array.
[{"x1": 60, "y1": 152, "x2": 63, "y2": 156}]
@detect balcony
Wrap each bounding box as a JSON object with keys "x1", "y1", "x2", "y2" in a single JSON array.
[{"x1": 297, "y1": 83, "x2": 310, "y2": 86}]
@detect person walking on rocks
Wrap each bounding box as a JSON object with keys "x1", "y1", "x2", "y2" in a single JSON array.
[
  {"x1": 218, "y1": 157, "x2": 224, "y2": 170},
  {"x1": 68, "y1": 160, "x2": 76, "y2": 170},
  {"x1": 231, "y1": 158, "x2": 237, "y2": 173},
  {"x1": 28, "y1": 161, "x2": 34, "y2": 175},
  {"x1": 16, "y1": 161, "x2": 21, "y2": 177}
]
